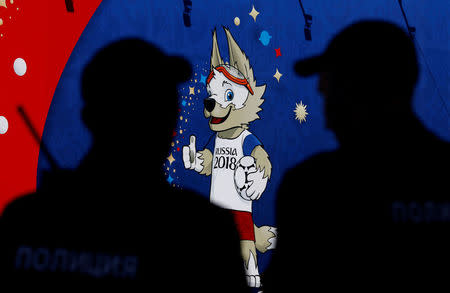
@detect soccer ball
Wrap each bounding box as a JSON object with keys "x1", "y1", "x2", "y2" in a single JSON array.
[{"x1": 234, "y1": 156, "x2": 257, "y2": 201}]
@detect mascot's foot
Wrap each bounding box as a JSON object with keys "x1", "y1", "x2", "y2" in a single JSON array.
[
  {"x1": 246, "y1": 274, "x2": 261, "y2": 288},
  {"x1": 245, "y1": 250, "x2": 261, "y2": 288}
]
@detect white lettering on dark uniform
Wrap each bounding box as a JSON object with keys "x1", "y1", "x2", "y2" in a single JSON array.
[{"x1": 14, "y1": 246, "x2": 138, "y2": 279}]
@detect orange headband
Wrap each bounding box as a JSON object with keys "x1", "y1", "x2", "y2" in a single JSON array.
[{"x1": 206, "y1": 66, "x2": 254, "y2": 95}]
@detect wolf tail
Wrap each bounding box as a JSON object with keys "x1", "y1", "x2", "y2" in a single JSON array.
[{"x1": 254, "y1": 225, "x2": 277, "y2": 253}]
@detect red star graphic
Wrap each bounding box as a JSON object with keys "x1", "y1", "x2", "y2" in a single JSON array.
[{"x1": 275, "y1": 48, "x2": 282, "y2": 57}]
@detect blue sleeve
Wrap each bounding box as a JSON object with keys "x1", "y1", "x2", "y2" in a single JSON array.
[{"x1": 243, "y1": 134, "x2": 262, "y2": 156}]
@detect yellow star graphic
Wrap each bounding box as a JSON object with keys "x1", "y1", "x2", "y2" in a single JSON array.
[
  {"x1": 294, "y1": 101, "x2": 309, "y2": 124},
  {"x1": 273, "y1": 68, "x2": 283, "y2": 83},
  {"x1": 249, "y1": 5, "x2": 259, "y2": 22},
  {"x1": 189, "y1": 86, "x2": 195, "y2": 96},
  {"x1": 167, "y1": 153, "x2": 175, "y2": 165},
  {"x1": 0, "y1": 0, "x2": 6, "y2": 8}
]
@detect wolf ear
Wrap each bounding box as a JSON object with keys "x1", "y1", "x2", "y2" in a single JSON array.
[
  {"x1": 211, "y1": 28, "x2": 224, "y2": 70},
  {"x1": 223, "y1": 27, "x2": 255, "y2": 86}
]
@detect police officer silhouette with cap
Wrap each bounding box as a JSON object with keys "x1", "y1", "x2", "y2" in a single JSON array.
[
  {"x1": 1, "y1": 39, "x2": 248, "y2": 292},
  {"x1": 263, "y1": 20, "x2": 449, "y2": 292}
]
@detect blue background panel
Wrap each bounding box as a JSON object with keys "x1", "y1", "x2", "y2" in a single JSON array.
[{"x1": 40, "y1": 0, "x2": 450, "y2": 273}]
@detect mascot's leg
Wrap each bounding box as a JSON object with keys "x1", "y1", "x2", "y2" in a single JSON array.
[
  {"x1": 240, "y1": 240, "x2": 261, "y2": 288},
  {"x1": 231, "y1": 211, "x2": 262, "y2": 288},
  {"x1": 255, "y1": 225, "x2": 277, "y2": 253}
]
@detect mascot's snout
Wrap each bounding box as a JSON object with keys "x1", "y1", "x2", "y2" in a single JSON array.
[{"x1": 204, "y1": 98, "x2": 216, "y2": 113}]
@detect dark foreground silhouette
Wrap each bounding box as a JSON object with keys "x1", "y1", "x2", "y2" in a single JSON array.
[
  {"x1": 264, "y1": 20, "x2": 450, "y2": 292},
  {"x1": 1, "y1": 39, "x2": 249, "y2": 292}
]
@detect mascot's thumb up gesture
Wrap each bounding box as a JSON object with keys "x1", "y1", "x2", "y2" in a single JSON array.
[{"x1": 183, "y1": 135, "x2": 212, "y2": 174}]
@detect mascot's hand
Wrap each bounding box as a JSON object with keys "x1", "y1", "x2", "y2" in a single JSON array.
[
  {"x1": 182, "y1": 135, "x2": 204, "y2": 173},
  {"x1": 246, "y1": 168, "x2": 268, "y2": 201}
]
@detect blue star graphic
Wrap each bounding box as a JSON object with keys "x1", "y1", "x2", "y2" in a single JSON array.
[
  {"x1": 199, "y1": 74, "x2": 207, "y2": 85},
  {"x1": 181, "y1": 100, "x2": 187, "y2": 107},
  {"x1": 259, "y1": 30, "x2": 272, "y2": 46},
  {"x1": 167, "y1": 175, "x2": 174, "y2": 184}
]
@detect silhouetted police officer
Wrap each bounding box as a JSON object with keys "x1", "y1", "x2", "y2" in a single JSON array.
[
  {"x1": 264, "y1": 20, "x2": 450, "y2": 292},
  {"x1": 1, "y1": 39, "x2": 249, "y2": 292}
]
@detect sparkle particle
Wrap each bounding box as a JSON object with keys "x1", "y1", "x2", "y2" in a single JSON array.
[
  {"x1": 249, "y1": 5, "x2": 259, "y2": 22},
  {"x1": 294, "y1": 101, "x2": 309, "y2": 124},
  {"x1": 273, "y1": 68, "x2": 283, "y2": 82},
  {"x1": 167, "y1": 153, "x2": 175, "y2": 165}
]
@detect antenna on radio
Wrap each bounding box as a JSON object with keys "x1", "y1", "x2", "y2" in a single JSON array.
[
  {"x1": 398, "y1": 0, "x2": 416, "y2": 38},
  {"x1": 17, "y1": 106, "x2": 60, "y2": 171},
  {"x1": 397, "y1": 0, "x2": 448, "y2": 116}
]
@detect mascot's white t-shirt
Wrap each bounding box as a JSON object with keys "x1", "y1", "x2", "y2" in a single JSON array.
[{"x1": 209, "y1": 129, "x2": 261, "y2": 212}]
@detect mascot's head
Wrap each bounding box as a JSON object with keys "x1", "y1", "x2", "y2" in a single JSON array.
[{"x1": 204, "y1": 27, "x2": 266, "y2": 132}]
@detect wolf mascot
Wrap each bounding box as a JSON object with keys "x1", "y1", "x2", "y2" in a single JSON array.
[{"x1": 183, "y1": 28, "x2": 276, "y2": 288}]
